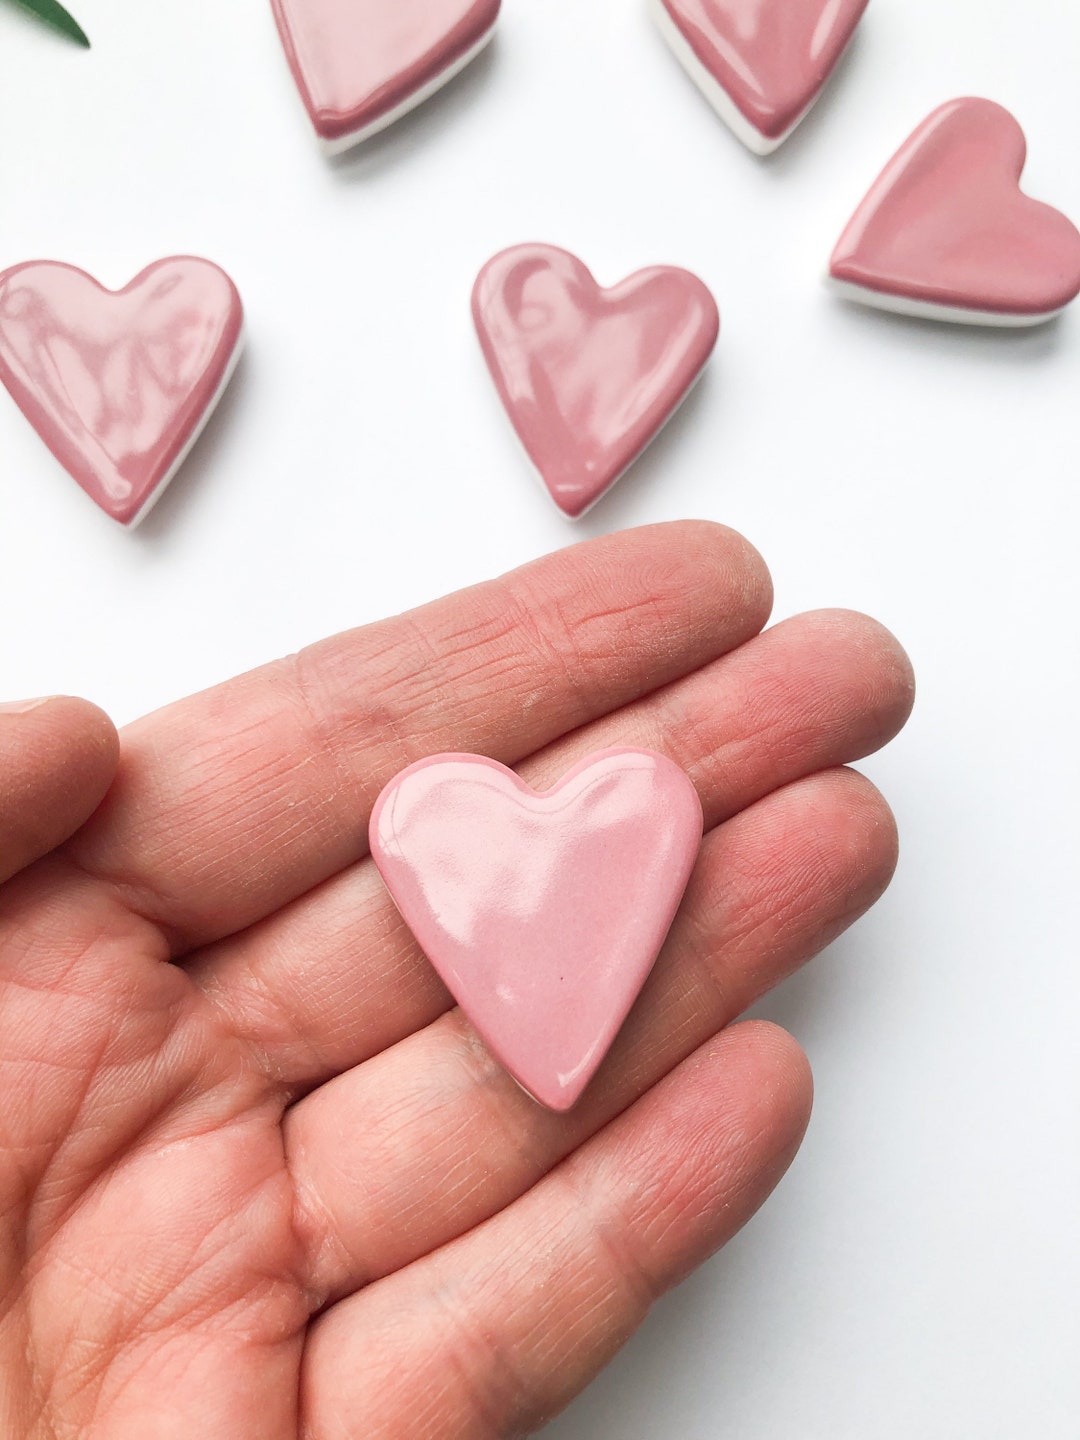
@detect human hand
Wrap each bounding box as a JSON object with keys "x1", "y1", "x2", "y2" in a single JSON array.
[{"x1": 0, "y1": 521, "x2": 913, "y2": 1439}]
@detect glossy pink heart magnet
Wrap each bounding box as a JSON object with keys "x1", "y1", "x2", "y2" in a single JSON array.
[
  {"x1": 0, "y1": 257, "x2": 243, "y2": 526},
  {"x1": 472, "y1": 244, "x2": 719, "y2": 519},
  {"x1": 829, "y1": 98, "x2": 1080, "y2": 325},
  {"x1": 369, "y1": 750, "x2": 704, "y2": 1111},
  {"x1": 270, "y1": 0, "x2": 501, "y2": 154},
  {"x1": 652, "y1": 0, "x2": 869, "y2": 155}
]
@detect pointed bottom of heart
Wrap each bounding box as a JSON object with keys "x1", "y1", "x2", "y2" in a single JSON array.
[
  {"x1": 120, "y1": 326, "x2": 245, "y2": 527},
  {"x1": 828, "y1": 277, "x2": 1066, "y2": 327},
  {"x1": 650, "y1": 0, "x2": 808, "y2": 155},
  {"x1": 517, "y1": 361, "x2": 710, "y2": 521},
  {"x1": 317, "y1": 22, "x2": 498, "y2": 155}
]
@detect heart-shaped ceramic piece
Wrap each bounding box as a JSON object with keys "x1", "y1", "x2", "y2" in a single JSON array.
[
  {"x1": 652, "y1": 0, "x2": 869, "y2": 154},
  {"x1": 0, "y1": 257, "x2": 243, "y2": 526},
  {"x1": 829, "y1": 98, "x2": 1080, "y2": 325},
  {"x1": 270, "y1": 0, "x2": 501, "y2": 154},
  {"x1": 369, "y1": 750, "x2": 703, "y2": 1111},
  {"x1": 473, "y1": 244, "x2": 719, "y2": 519}
]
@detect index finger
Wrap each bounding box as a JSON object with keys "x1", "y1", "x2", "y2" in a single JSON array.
[{"x1": 69, "y1": 521, "x2": 772, "y2": 952}]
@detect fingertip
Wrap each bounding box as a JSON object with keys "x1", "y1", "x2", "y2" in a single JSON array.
[
  {"x1": 804, "y1": 608, "x2": 915, "y2": 733},
  {"x1": 610, "y1": 1021, "x2": 815, "y2": 1300},
  {"x1": 724, "y1": 1018, "x2": 815, "y2": 1133},
  {"x1": 701, "y1": 1020, "x2": 814, "y2": 1167},
  {"x1": 656, "y1": 519, "x2": 774, "y2": 628},
  {"x1": 51, "y1": 693, "x2": 120, "y2": 753},
  {"x1": 839, "y1": 609, "x2": 916, "y2": 718},
  {"x1": 0, "y1": 696, "x2": 120, "y2": 881},
  {"x1": 576, "y1": 519, "x2": 773, "y2": 615},
  {"x1": 762, "y1": 609, "x2": 915, "y2": 764},
  {"x1": 743, "y1": 768, "x2": 900, "y2": 948},
  {"x1": 36, "y1": 695, "x2": 121, "y2": 801},
  {"x1": 800, "y1": 766, "x2": 902, "y2": 917},
  {"x1": 834, "y1": 764, "x2": 901, "y2": 882}
]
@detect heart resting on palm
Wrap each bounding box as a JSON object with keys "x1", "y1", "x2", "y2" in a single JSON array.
[
  {"x1": 0, "y1": 523, "x2": 913, "y2": 1438},
  {"x1": 369, "y1": 749, "x2": 704, "y2": 1111}
]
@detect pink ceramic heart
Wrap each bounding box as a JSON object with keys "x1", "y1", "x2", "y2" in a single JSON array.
[
  {"x1": 369, "y1": 750, "x2": 703, "y2": 1111},
  {"x1": 0, "y1": 257, "x2": 243, "y2": 526},
  {"x1": 472, "y1": 244, "x2": 719, "y2": 519},
  {"x1": 270, "y1": 0, "x2": 501, "y2": 153},
  {"x1": 652, "y1": 0, "x2": 869, "y2": 154},
  {"x1": 830, "y1": 98, "x2": 1080, "y2": 324}
]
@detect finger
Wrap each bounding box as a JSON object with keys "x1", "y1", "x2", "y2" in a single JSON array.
[
  {"x1": 299, "y1": 1021, "x2": 811, "y2": 1440},
  {"x1": 286, "y1": 767, "x2": 891, "y2": 1303},
  {"x1": 0, "y1": 697, "x2": 118, "y2": 884},
  {"x1": 68, "y1": 522, "x2": 772, "y2": 951},
  {"x1": 528, "y1": 607, "x2": 913, "y2": 803},
  {"x1": 192, "y1": 610, "x2": 912, "y2": 1087}
]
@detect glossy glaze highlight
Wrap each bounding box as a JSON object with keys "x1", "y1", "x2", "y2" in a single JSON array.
[
  {"x1": 0, "y1": 258, "x2": 243, "y2": 526},
  {"x1": 473, "y1": 244, "x2": 719, "y2": 518},
  {"x1": 271, "y1": 0, "x2": 501, "y2": 151},
  {"x1": 830, "y1": 98, "x2": 1080, "y2": 322},
  {"x1": 369, "y1": 750, "x2": 704, "y2": 1112},
  {"x1": 654, "y1": 0, "x2": 869, "y2": 150}
]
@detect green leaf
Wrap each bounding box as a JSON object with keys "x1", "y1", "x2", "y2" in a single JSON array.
[{"x1": 8, "y1": 0, "x2": 90, "y2": 47}]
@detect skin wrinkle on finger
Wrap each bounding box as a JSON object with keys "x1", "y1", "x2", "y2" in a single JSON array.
[
  {"x1": 297, "y1": 525, "x2": 768, "y2": 775},
  {"x1": 66, "y1": 523, "x2": 773, "y2": 956},
  {"x1": 284, "y1": 767, "x2": 896, "y2": 1303},
  {"x1": 299, "y1": 1025, "x2": 812, "y2": 1440},
  {"x1": 188, "y1": 608, "x2": 912, "y2": 1091}
]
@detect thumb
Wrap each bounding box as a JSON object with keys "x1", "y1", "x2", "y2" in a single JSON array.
[{"x1": 0, "y1": 697, "x2": 119, "y2": 885}]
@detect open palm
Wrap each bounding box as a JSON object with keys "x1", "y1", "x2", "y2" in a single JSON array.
[{"x1": 0, "y1": 522, "x2": 912, "y2": 1439}]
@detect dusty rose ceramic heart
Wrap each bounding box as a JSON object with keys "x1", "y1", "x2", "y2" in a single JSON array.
[
  {"x1": 270, "y1": 0, "x2": 501, "y2": 153},
  {"x1": 652, "y1": 0, "x2": 869, "y2": 154},
  {"x1": 0, "y1": 257, "x2": 243, "y2": 526},
  {"x1": 369, "y1": 750, "x2": 703, "y2": 1111},
  {"x1": 830, "y1": 98, "x2": 1080, "y2": 325},
  {"x1": 472, "y1": 244, "x2": 719, "y2": 519}
]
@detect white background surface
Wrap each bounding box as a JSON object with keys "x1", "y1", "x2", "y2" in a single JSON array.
[{"x1": 1, "y1": 0, "x2": 1078, "y2": 1435}]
